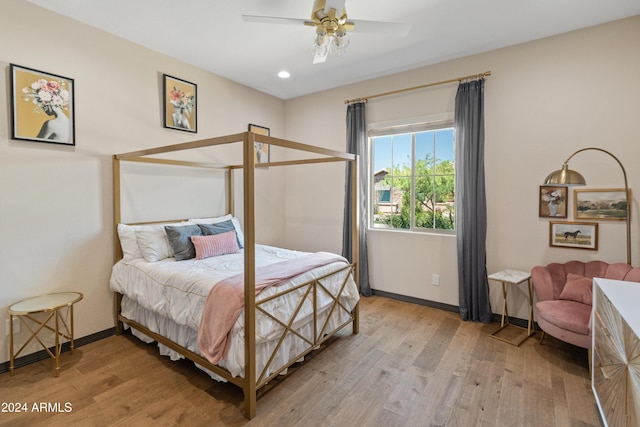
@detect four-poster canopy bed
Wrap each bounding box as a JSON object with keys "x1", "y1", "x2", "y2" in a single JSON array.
[{"x1": 110, "y1": 131, "x2": 360, "y2": 419}]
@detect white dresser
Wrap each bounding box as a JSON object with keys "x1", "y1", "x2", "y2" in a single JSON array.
[{"x1": 592, "y1": 278, "x2": 640, "y2": 427}]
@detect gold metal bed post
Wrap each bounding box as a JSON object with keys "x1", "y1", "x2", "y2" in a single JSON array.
[
  {"x1": 112, "y1": 155, "x2": 124, "y2": 335},
  {"x1": 243, "y1": 132, "x2": 257, "y2": 418}
]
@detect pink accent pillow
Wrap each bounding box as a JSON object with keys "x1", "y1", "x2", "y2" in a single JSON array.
[
  {"x1": 191, "y1": 231, "x2": 240, "y2": 260},
  {"x1": 559, "y1": 273, "x2": 593, "y2": 305}
]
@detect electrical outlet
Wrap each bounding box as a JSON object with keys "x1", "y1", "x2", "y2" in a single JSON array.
[
  {"x1": 5, "y1": 318, "x2": 20, "y2": 335},
  {"x1": 432, "y1": 274, "x2": 440, "y2": 286}
]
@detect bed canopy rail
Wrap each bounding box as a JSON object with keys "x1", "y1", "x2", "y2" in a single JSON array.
[{"x1": 112, "y1": 131, "x2": 359, "y2": 419}]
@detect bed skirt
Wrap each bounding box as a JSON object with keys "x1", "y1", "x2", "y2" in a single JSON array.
[{"x1": 119, "y1": 275, "x2": 357, "y2": 382}]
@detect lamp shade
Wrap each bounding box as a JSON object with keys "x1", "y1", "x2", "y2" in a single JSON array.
[{"x1": 544, "y1": 164, "x2": 586, "y2": 186}]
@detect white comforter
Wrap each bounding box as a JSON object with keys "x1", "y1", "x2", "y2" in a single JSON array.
[{"x1": 109, "y1": 244, "x2": 360, "y2": 377}]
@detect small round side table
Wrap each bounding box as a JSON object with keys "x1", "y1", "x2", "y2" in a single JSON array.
[{"x1": 8, "y1": 291, "x2": 83, "y2": 377}]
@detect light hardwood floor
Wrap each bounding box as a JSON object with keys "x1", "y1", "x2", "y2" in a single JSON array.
[{"x1": 0, "y1": 296, "x2": 602, "y2": 427}]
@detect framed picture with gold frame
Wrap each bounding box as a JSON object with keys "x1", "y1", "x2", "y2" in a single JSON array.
[
  {"x1": 10, "y1": 64, "x2": 75, "y2": 146},
  {"x1": 574, "y1": 188, "x2": 630, "y2": 221},
  {"x1": 248, "y1": 123, "x2": 270, "y2": 164},
  {"x1": 163, "y1": 74, "x2": 197, "y2": 133},
  {"x1": 549, "y1": 221, "x2": 598, "y2": 250}
]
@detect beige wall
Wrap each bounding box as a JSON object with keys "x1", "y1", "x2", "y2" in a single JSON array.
[
  {"x1": 284, "y1": 16, "x2": 640, "y2": 318},
  {"x1": 0, "y1": 0, "x2": 285, "y2": 364}
]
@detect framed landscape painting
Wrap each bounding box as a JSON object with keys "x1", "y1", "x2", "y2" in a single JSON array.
[
  {"x1": 549, "y1": 221, "x2": 598, "y2": 250},
  {"x1": 574, "y1": 188, "x2": 630, "y2": 221},
  {"x1": 10, "y1": 64, "x2": 75, "y2": 146}
]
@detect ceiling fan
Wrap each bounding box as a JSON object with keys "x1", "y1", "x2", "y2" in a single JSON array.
[{"x1": 242, "y1": 0, "x2": 411, "y2": 64}]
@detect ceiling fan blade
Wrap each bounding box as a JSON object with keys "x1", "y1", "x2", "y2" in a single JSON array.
[
  {"x1": 242, "y1": 15, "x2": 312, "y2": 26},
  {"x1": 323, "y1": 0, "x2": 346, "y2": 15},
  {"x1": 313, "y1": 50, "x2": 328, "y2": 64},
  {"x1": 348, "y1": 19, "x2": 411, "y2": 36}
]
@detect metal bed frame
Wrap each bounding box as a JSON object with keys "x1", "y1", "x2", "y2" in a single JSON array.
[{"x1": 112, "y1": 132, "x2": 359, "y2": 419}]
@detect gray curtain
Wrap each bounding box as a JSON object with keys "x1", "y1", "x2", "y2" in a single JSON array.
[
  {"x1": 342, "y1": 101, "x2": 371, "y2": 296},
  {"x1": 455, "y1": 79, "x2": 492, "y2": 323}
]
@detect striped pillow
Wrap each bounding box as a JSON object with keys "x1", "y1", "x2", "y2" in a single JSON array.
[{"x1": 191, "y1": 231, "x2": 240, "y2": 260}]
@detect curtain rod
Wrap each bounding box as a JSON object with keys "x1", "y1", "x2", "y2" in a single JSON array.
[{"x1": 344, "y1": 71, "x2": 492, "y2": 104}]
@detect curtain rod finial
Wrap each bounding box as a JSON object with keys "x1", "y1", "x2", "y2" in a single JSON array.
[{"x1": 344, "y1": 97, "x2": 368, "y2": 105}]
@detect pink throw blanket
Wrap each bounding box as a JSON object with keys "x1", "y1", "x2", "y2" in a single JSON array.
[{"x1": 197, "y1": 251, "x2": 348, "y2": 364}]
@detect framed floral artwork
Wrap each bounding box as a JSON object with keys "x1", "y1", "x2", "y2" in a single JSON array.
[
  {"x1": 539, "y1": 186, "x2": 567, "y2": 218},
  {"x1": 10, "y1": 64, "x2": 75, "y2": 146},
  {"x1": 248, "y1": 123, "x2": 270, "y2": 164},
  {"x1": 574, "y1": 188, "x2": 630, "y2": 221},
  {"x1": 163, "y1": 74, "x2": 197, "y2": 133},
  {"x1": 549, "y1": 221, "x2": 598, "y2": 250}
]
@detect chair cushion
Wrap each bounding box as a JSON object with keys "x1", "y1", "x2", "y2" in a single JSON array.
[
  {"x1": 536, "y1": 300, "x2": 591, "y2": 336},
  {"x1": 559, "y1": 273, "x2": 593, "y2": 305}
]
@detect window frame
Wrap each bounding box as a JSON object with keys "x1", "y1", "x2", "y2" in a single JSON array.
[{"x1": 368, "y1": 115, "x2": 455, "y2": 235}]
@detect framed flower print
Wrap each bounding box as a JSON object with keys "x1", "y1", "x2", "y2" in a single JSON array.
[
  {"x1": 539, "y1": 185, "x2": 567, "y2": 218},
  {"x1": 10, "y1": 64, "x2": 75, "y2": 146},
  {"x1": 248, "y1": 123, "x2": 270, "y2": 164},
  {"x1": 163, "y1": 74, "x2": 197, "y2": 133}
]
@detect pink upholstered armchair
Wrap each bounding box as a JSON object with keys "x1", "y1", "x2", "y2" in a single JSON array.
[{"x1": 531, "y1": 260, "x2": 640, "y2": 349}]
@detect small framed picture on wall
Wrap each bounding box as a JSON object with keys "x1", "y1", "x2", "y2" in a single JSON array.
[
  {"x1": 574, "y1": 188, "x2": 630, "y2": 221},
  {"x1": 549, "y1": 221, "x2": 598, "y2": 250},
  {"x1": 539, "y1": 186, "x2": 568, "y2": 218},
  {"x1": 10, "y1": 64, "x2": 75, "y2": 146},
  {"x1": 248, "y1": 123, "x2": 270, "y2": 164},
  {"x1": 163, "y1": 74, "x2": 197, "y2": 133}
]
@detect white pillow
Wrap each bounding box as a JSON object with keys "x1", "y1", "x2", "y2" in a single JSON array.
[
  {"x1": 117, "y1": 221, "x2": 191, "y2": 262},
  {"x1": 230, "y1": 217, "x2": 244, "y2": 248},
  {"x1": 117, "y1": 223, "x2": 144, "y2": 261},
  {"x1": 190, "y1": 215, "x2": 244, "y2": 247},
  {"x1": 135, "y1": 225, "x2": 173, "y2": 262},
  {"x1": 189, "y1": 214, "x2": 232, "y2": 225}
]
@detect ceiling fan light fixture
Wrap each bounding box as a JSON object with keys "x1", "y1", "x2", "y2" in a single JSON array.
[
  {"x1": 314, "y1": 28, "x2": 330, "y2": 47},
  {"x1": 332, "y1": 25, "x2": 349, "y2": 55},
  {"x1": 243, "y1": 0, "x2": 411, "y2": 64}
]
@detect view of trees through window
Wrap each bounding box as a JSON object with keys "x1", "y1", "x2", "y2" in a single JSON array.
[{"x1": 371, "y1": 126, "x2": 455, "y2": 232}]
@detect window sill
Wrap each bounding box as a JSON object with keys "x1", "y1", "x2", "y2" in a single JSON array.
[{"x1": 367, "y1": 227, "x2": 456, "y2": 237}]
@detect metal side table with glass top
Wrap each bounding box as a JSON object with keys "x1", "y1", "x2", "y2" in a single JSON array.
[{"x1": 8, "y1": 292, "x2": 83, "y2": 377}]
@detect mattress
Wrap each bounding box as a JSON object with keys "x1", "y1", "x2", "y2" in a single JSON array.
[{"x1": 109, "y1": 244, "x2": 360, "y2": 378}]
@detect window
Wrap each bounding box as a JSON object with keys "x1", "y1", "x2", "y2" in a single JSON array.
[{"x1": 370, "y1": 121, "x2": 455, "y2": 232}]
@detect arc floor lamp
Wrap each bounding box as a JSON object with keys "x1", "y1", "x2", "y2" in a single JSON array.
[{"x1": 543, "y1": 147, "x2": 631, "y2": 265}]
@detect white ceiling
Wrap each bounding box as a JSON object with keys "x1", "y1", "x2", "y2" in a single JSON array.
[{"x1": 26, "y1": 0, "x2": 640, "y2": 100}]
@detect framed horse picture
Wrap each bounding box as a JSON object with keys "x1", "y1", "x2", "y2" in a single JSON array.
[{"x1": 549, "y1": 221, "x2": 598, "y2": 250}]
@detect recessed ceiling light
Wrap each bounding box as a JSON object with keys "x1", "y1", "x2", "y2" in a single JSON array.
[{"x1": 278, "y1": 70, "x2": 291, "y2": 79}]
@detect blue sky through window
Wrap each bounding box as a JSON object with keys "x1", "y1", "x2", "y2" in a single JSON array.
[{"x1": 373, "y1": 128, "x2": 454, "y2": 173}]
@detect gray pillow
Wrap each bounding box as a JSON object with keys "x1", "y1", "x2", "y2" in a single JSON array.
[
  {"x1": 198, "y1": 220, "x2": 243, "y2": 248},
  {"x1": 165, "y1": 224, "x2": 203, "y2": 261}
]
